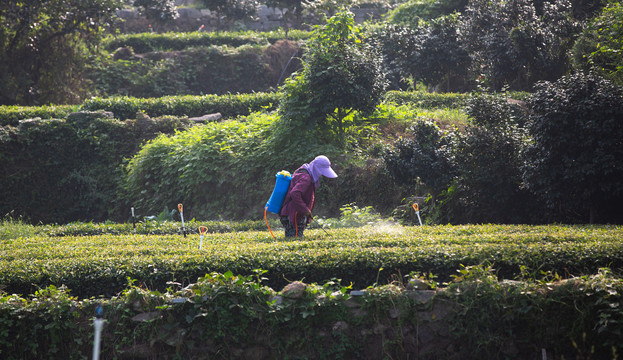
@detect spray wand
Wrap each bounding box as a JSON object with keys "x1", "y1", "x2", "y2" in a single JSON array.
[{"x1": 309, "y1": 216, "x2": 330, "y2": 235}]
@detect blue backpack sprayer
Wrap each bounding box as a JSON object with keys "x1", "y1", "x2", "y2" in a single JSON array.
[{"x1": 264, "y1": 170, "x2": 292, "y2": 239}]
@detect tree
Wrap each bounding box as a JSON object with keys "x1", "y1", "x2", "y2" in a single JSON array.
[
  {"x1": 133, "y1": 0, "x2": 179, "y2": 29},
  {"x1": 278, "y1": 11, "x2": 387, "y2": 145},
  {"x1": 201, "y1": 0, "x2": 259, "y2": 31},
  {"x1": 367, "y1": 24, "x2": 418, "y2": 90},
  {"x1": 571, "y1": 1, "x2": 623, "y2": 86},
  {"x1": 524, "y1": 72, "x2": 623, "y2": 224},
  {"x1": 265, "y1": 0, "x2": 305, "y2": 38},
  {"x1": 459, "y1": 0, "x2": 579, "y2": 91},
  {"x1": 385, "y1": 0, "x2": 468, "y2": 29},
  {"x1": 406, "y1": 14, "x2": 471, "y2": 91},
  {"x1": 0, "y1": 0, "x2": 121, "y2": 105}
]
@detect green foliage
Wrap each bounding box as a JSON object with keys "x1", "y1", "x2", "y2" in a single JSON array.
[
  {"x1": 2, "y1": 224, "x2": 623, "y2": 298},
  {"x1": 571, "y1": 1, "x2": 623, "y2": 86},
  {"x1": 101, "y1": 29, "x2": 311, "y2": 53},
  {"x1": 442, "y1": 266, "x2": 623, "y2": 359},
  {"x1": 524, "y1": 71, "x2": 623, "y2": 224},
  {"x1": 0, "y1": 105, "x2": 78, "y2": 126},
  {"x1": 133, "y1": 0, "x2": 179, "y2": 26},
  {"x1": 93, "y1": 44, "x2": 289, "y2": 97},
  {"x1": 383, "y1": 90, "x2": 469, "y2": 108},
  {"x1": 80, "y1": 92, "x2": 280, "y2": 120},
  {"x1": 365, "y1": 25, "x2": 411, "y2": 91},
  {"x1": 315, "y1": 203, "x2": 387, "y2": 228},
  {"x1": 459, "y1": 0, "x2": 579, "y2": 91},
  {"x1": 0, "y1": 0, "x2": 121, "y2": 105},
  {"x1": 199, "y1": 0, "x2": 260, "y2": 31},
  {"x1": 37, "y1": 219, "x2": 273, "y2": 236},
  {"x1": 385, "y1": 0, "x2": 467, "y2": 28},
  {"x1": 383, "y1": 119, "x2": 455, "y2": 201},
  {"x1": 0, "y1": 215, "x2": 38, "y2": 240},
  {"x1": 1, "y1": 265, "x2": 622, "y2": 359},
  {"x1": 124, "y1": 113, "x2": 272, "y2": 221},
  {"x1": 0, "y1": 112, "x2": 193, "y2": 224},
  {"x1": 279, "y1": 11, "x2": 387, "y2": 145},
  {"x1": 404, "y1": 14, "x2": 471, "y2": 92},
  {"x1": 436, "y1": 93, "x2": 535, "y2": 224}
]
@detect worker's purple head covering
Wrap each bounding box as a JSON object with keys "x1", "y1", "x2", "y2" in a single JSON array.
[{"x1": 302, "y1": 155, "x2": 338, "y2": 188}]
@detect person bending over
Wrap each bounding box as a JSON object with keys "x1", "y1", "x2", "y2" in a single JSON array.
[{"x1": 279, "y1": 155, "x2": 338, "y2": 237}]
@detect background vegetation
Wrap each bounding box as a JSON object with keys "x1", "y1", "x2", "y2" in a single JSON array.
[{"x1": 1, "y1": 2, "x2": 623, "y2": 357}]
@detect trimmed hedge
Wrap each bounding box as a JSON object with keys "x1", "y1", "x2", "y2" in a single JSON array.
[
  {"x1": 80, "y1": 92, "x2": 281, "y2": 120},
  {"x1": 383, "y1": 90, "x2": 531, "y2": 109},
  {"x1": 0, "y1": 105, "x2": 78, "y2": 127},
  {"x1": 1, "y1": 224, "x2": 621, "y2": 298},
  {"x1": 38, "y1": 219, "x2": 277, "y2": 237},
  {"x1": 384, "y1": 90, "x2": 470, "y2": 108},
  {"x1": 102, "y1": 30, "x2": 312, "y2": 53}
]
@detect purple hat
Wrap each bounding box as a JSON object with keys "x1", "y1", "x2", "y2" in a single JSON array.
[
  {"x1": 303, "y1": 155, "x2": 338, "y2": 188},
  {"x1": 313, "y1": 155, "x2": 338, "y2": 178}
]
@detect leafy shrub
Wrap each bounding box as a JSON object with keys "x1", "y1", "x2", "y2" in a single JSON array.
[
  {"x1": 383, "y1": 118, "x2": 455, "y2": 203},
  {"x1": 435, "y1": 93, "x2": 536, "y2": 224},
  {"x1": 524, "y1": 71, "x2": 623, "y2": 224},
  {"x1": 37, "y1": 219, "x2": 274, "y2": 237},
  {"x1": 316, "y1": 203, "x2": 387, "y2": 228},
  {"x1": 278, "y1": 11, "x2": 387, "y2": 145},
  {"x1": 385, "y1": 0, "x2": 468, "y2": 29},
  {"x1": 459, "y1": 0, "x2": 579, "y2": 91}
]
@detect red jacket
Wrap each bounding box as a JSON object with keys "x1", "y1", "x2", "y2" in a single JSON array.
[{"x1": 280, "y1": 167, "x2": 315, "y2": 224}]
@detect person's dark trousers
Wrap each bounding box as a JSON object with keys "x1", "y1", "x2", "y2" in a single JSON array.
[{"x1": 280, "y1": 216, "x2": 307, "y2": 237}]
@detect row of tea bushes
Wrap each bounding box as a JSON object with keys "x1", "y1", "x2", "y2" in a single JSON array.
[
  {"x1": 383, "y1": 90, "x2": 531, "y2": 109},
  {"x1": 0, "y1": 105, "x2": 77, "y2": 126},
  {"x1": 81, "y1": 92, "x2": 281, "y2": 120},
  {"x1": 0, "y1": 93, "x2": 281, "y2": 126},
  {"x1": 38, "y1": 219, "x2": 277, "y2": 237},
  {"x1": 1, "y1": 225, "x2": 621, "y2": 298},
  {"x1": 0, "y1": 267, "x2": 621, "y2": 359},
  {"x1": 1, "y1": 91, "x2": 490, "y2": 126},
  {"x1": 102, "y1": 29, "x2": 312, "y2": 53}
]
